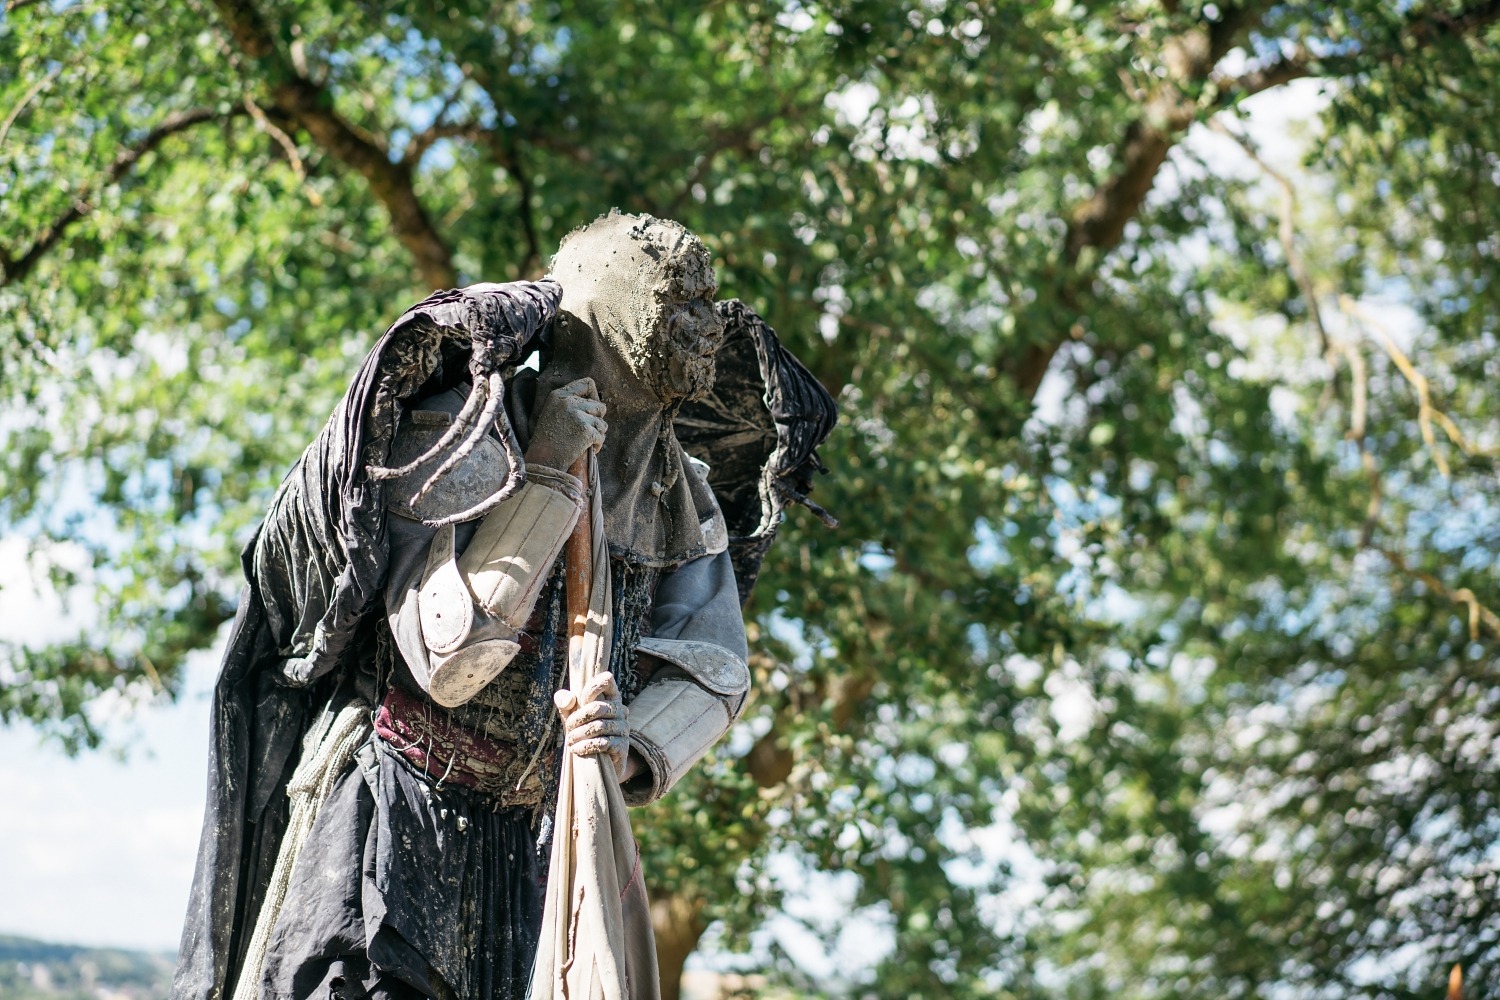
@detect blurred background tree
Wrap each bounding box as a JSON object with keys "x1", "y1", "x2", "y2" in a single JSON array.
[{"x1": 3, "y1": 1, "x2": 1498, "y2": 997}]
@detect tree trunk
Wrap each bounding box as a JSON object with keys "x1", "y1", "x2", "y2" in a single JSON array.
[{"x1": 652, "y1": 890, "x2": 708, "y2": 1000}]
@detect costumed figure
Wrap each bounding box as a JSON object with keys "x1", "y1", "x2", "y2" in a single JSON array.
[{"x1": 171, "y1": 211, "x2": 837, "y2": 1000}]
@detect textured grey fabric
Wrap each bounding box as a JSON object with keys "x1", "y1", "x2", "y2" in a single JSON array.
[
  {"x1": 542, "y1": 212, "x2": 725, "y2": 567},
  {"x1": 647, "y1": 549, "x2": 749, "y2": 663}
]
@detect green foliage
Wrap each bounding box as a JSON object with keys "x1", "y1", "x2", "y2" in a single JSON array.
[{"x1": 3, "y1": 0, "x2": 1499, "y2": 996}]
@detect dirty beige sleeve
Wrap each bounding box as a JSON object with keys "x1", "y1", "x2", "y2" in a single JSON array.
[{"x1": 622, "y1": 549, "x2": 749, "y2": 806}]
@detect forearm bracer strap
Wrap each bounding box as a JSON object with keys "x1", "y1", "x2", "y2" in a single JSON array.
[{"x1": 419, "y1": 465, "x2": 584, "y2": 707}]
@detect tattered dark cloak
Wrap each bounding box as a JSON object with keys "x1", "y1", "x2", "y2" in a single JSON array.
[{"x1": 171, "y1": 282, "x2": 836, "y2": 1000}]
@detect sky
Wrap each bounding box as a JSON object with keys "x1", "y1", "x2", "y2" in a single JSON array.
[
  {"x1": 0, "y1": 534, "x2": 220, "y2": 952},
  {"x1": 0, "y1": 79, "x2": 1331, "y2": 958},
  {"x1": 0, "y1": 659, "x2": 214, "y2": 953}
]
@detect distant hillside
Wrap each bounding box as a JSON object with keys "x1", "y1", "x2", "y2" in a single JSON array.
[{"x1": 0, "y1": 936, "x2": 173, "y2": 1000}]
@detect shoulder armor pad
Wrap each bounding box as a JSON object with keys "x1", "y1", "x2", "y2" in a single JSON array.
[
  {"x1": 418, "y1": 523, "x2": 473, "y2": 655},
  {"x1": 386, "y1": 402, "x2": 512, "y2": 522},
  {"x1": 634, "y1": 637, "x2": 749, "y2": 697}
]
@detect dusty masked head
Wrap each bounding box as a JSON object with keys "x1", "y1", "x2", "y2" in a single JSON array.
[{"x1": 548, "y1": 212, "x2": 724, "y2": 406}]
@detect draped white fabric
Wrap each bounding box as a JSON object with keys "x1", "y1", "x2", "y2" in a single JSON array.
[{"x1": 531, "y1": 452, "x2": 661, "y2": 1000}]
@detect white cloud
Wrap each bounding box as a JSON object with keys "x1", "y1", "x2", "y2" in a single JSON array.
[
  {"x1": 0, "y1": 638, "x2": 219, "y2": 952},
  {"x1": 0, "y1": 537, "x2": 97, "y2": 647}
]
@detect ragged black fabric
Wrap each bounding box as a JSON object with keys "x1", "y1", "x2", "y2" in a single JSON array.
[
  {"x1": 676, "y1": 300, "x2": 839, "y2": 605},
  {"x1": 172, "y1": 281, "x2": 561, "y2": 1000},
  {"x1": 255, "y1": 742, "x2": 543, "y2": 1000}
]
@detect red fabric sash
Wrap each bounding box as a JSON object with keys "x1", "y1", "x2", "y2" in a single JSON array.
[{"x1": 374, "y1": 684, "x2": 528, "y2": 795}]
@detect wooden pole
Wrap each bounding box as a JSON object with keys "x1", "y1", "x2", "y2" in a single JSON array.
[{"x1": 564, "y1": 455, "x2": 592, "y2": 646}]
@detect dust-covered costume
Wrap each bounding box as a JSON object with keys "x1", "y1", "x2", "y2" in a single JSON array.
[{"x1": 171, "y1": 213, "x2": 836, "y2": 1000}]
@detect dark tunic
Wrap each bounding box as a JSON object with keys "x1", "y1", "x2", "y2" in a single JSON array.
[
  {"x1": 257, "y1": 744, "x2": 541, "y2": 1000},
  {"x1": 254, "y1": 555, "x2": 662, "y2": 1000}
]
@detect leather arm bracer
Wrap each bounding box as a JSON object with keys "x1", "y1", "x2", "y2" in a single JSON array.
[
  {"x1": 621, "y1": 638, "x2": 750, "y2": 806},
  {"x1": 419, "y1": 465, "x2": 584, "y2": 707}
]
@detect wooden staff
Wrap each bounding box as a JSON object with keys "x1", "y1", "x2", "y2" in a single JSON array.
[{"x1": 565, "y1": 454, "x2": 592, "y2": 645}]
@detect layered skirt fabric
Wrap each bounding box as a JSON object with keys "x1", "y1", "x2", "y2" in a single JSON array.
[{"x1": 258, "y1": 739, "x2": 545, "y2": 1000}]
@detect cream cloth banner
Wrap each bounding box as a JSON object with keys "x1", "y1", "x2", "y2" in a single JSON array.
[{"x1": 530, "y1": 451, "x2": 661, "y2": 1000}]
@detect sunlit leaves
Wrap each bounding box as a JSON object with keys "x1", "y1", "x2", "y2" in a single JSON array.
[{"x1": 2, "y1": 0, "x2": 1499, "y2": 996}]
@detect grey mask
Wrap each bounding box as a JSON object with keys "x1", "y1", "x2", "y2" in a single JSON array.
[{"x1": 541, "y1": 211, "x2": 726, "y2": 567}]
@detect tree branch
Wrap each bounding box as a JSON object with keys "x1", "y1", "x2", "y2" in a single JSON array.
[
  {"x1": 402, "y1": 81, "x2": 480, "y2": 168},
  {"x1": 210, "y1": 0, "x2": 457, "y2": 289},
  {"x1": 1374, "y1": 545, "x2": 1500, "y2": 643},
  {"x1": 1214, "y1": 0, "x2": 1500, "y2": 102},
  {"x1": 0, "y1": 107, "x2": 240, "y2": 287},
  {"x1": 1005, "y1": 6, "x2": 1264, "y2": 398},
  {"x1": 404, "y1": 119, "x2": 484, "y2": 169},
  {"x1": 1338, "y1": 295, "x2": 1499, "y2": 476},
  {"x1": 1006, "y1": 0, "x2": 1500, "y2": 401},
  {"x1": 1216, "y1": 120, "x2": 1500, "y2": 641},
  {"x1": 242, "y1": 96, "x2": 321, "y2": 205},
  {"x1": 485, "y1": 131, "x2": 543, "y2": 279},
  {"x1": 1208, "y1": 120, "x2": 1388, "y2": 547},
  {"x1": 1208, "y1": 118, "x2": 1332, "y2": 355},
  {"x1": 0, "y1": 62, "x2": 62, "y2": 150},
  {"x1": 1064, "y1": 3, "x2": 1259, "y2": 265}
]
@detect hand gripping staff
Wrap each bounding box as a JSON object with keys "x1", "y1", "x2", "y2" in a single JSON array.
[{"x1": 530, "y1": 454, "x2": 662, "y2": 1000}]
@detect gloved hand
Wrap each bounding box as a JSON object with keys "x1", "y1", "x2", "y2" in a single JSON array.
[
  {"x1": 525, "y1": 377, "x2": 607, "y2": 471},
  {"x1": 554, "y1": 672, "x2": 634, "y2": 780}
]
